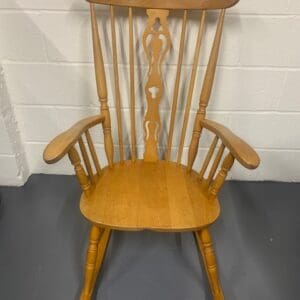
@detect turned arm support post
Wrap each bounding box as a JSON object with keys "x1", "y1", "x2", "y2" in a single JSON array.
[
  {"x1": 43, "y1": 115, "x2": 105, "y2": 194},
  {"x1": 43, "y1": 115, "x2": 104, "y2": 164},
  {"x1": 196, "y1": 120, "x2": 260, "y2": 199},
  {"x1": 68, "y1": 147, "x2": 92, "y2": 196},
  {"x1": 201, "y1": 119, "x2": 260, "y2": 170},
  {"x1": 90, "y1": 3, "x2": 114, "y2": 167},
  {"x1": 208, "y1": 153, "x2": 234, "y2": 200}
]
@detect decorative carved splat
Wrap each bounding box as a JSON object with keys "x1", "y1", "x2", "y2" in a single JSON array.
[{"x1": 143, "y1": 9, "x2": 171, "y2": 162}]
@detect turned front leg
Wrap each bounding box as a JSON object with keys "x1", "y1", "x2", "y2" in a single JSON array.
[
  {"x1": 81, "y1": 225, "x2": 102, "y2": 300},
  {"x1": 90, "y1": 229, "x2": 111, "y2": 296},
  {"x1": 195, "y1": 228, "x2": 224, "y2": 300}
]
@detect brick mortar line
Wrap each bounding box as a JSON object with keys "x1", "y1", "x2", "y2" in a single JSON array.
[
  {"x1": 0, "y1": 8, "x2": 300, "y2": 17},
  {"x1": 13, "y1": 104, "x2": 300, "y2": 114},
  {"x1": 0, "y1": 154, "x2": 16, "y2": 158},
  {"x1": 3, "y1": 61, "x2": 300, "y2": 71},
  {"x1": 22, "y1": 142, "x2": 300, "y2": 152}
]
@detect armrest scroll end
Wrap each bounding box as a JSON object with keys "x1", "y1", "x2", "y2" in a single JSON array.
[{"x1": 43, "y1": 115, "x2": 104, "y2": 165}]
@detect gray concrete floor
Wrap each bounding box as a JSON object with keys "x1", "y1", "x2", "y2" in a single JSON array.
[{"x1": 0, "y1": 175, "x2": 299, "y2": 300}]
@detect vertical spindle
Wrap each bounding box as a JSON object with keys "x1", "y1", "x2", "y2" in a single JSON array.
[
  {"x1": 199, "y1": 135, "x2": 219, "y2": 179},
  {"x1": 177, "y1": 11, "x2": 206, "y2": 164},
  {"x1": 85, "y1": 130, "x2": 101, "y2": 176},
  {"x1": 110, "y1": 5, "x2": 124, "y2": 162},
  {"x1": 207, "y1": 143, "x2": 225, "y2": 184},
  {"x1": 78, "y1": 136, "x2": 95, "y2": 184},
  {"x1": 129, "y1": 7, "x2": 137, "y2": 161},
  {"x1": 166, "y1": 9, "x2": 188, "y2": 162}
]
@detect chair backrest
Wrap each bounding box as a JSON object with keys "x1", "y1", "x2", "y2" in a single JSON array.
[{"x1": 88, "y1": 0, "x2": 240, "y2": 168}]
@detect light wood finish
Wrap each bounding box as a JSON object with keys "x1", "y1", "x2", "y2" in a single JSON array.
[
  {"x1": 85, "y1": 228, "x2": 111, "y2": 300},
  {"x1": 85, "y1": 130, "x2": 101, "y2": 175},
  {"x1": 143, "y1": 9, "x2": 171, "y2": 162},
  {"x1": 201, "y1": 119, "x2": 260, "y2": 169},
  {"x1": 207, "y1": 143, "x2": 225, "y2": 185},
  {"x1": 43, "y1": 115, "x2": 104, "y2": 164},
  {"x1": 87, "y1": 0, "x2": 239, "y2": 10},
  {"x1": 91, "y1": 3, "x2": 114, "y2": 167},
  {"x1": 199, "y1": 10, "x2": 225, "y2": 114},
  {"x1": 188, "y1": 10, "x2": 225, "y2": 171},
  {"x1": 129, "y1": 6, "x2": 136, "y2": 161},
  {"x1": 80, "y1": 160, "x2": 221, "y2": 231},
  {"x1": 177, "y1": 11, "x2": 206, "y2": 164},
  {"x1": 43, "y1": 2, "x2": 260, "y2": 299},
  {"x1": 199, "y1": 136, "x2": 219, "y2": 179},
  {"x1": 195, "y1": 228, "x2": 224, "y2": 300},
  {"x1": 110, "y1": 5, "x2": 124, "y2": 162},
  {"x1": 78, "y1": 137, "x2": 95, "y2": 185},
  {"x1": 68, "y1": 147, "x2": 91, "y2": 196},
  {"x1": 80, "y1": 225, "x2": 102, "y2": 300},
  {"x1": 166, "y1": 9, "x2": 187, "y2": 162},
  {"x1": 209, "y1": 153, "x2": 234, "y2": 200}
]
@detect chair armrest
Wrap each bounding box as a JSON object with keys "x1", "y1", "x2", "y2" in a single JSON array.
[
  {"x1": 43, "y1": 115, "x2": 105, "y2": 164},
  {"x1": 200, "y1": 119, "x2": 260, "y2": 169}
]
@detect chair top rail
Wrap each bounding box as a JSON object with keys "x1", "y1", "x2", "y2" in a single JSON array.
[{"x1": 86, "y1": 0, "x2": 239, "y2": 10}]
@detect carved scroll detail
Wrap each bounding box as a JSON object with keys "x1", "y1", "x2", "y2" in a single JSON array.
[{"x1": 143, "y1": 9, "x2": 171, "y2": 162}]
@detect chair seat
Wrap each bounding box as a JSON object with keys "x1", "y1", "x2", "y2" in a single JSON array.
[{"x1": 80, "y1": 160, "x2": 221, "y2": 232}]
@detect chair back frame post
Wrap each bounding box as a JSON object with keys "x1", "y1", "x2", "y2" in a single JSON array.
[
  {"x1": 187, "y1": 9, "x2": 225, "y2": 171},
  {"x1": 87, "y1": 0, "x2": 240, "y2": 177},
  {"x1": 90, "y1": 3, "x2": 114, "y2": 167}
]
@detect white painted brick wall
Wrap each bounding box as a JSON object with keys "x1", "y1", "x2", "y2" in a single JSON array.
[
  {"x1": 0, "y1": 0, "x2": 300, "y2": 184},
  {"x1": 0, "y1": 67, "x2": 29, "y2": 185}
]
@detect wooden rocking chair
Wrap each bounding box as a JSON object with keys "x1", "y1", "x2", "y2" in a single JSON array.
[{"x1": 43, "y1": 0, "x2": 260, "y2": 299}]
